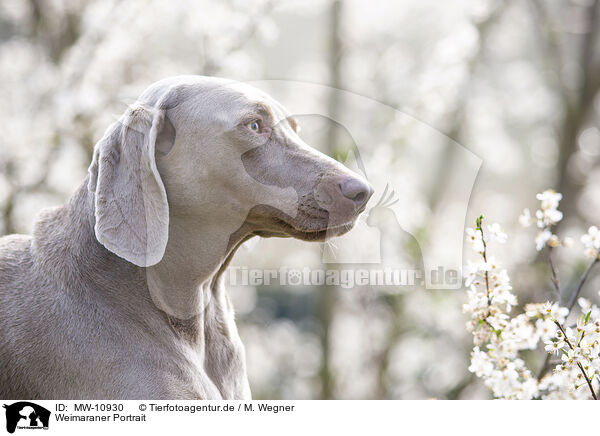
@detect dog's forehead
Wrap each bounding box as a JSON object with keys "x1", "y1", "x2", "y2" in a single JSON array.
[
  {"x1": 143, "y1": 76, "x2": 295, "y2": 129},
  {"x1": 214, "y1": 82, "x2": 290, "y2": 119}
]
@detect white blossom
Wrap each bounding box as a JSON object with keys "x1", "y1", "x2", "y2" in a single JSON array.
[
  {"x1": 535, "y1": 190, "x2": 563, "y2": 227},
  {"x1": 464, "y1": 193, "x2": 600, "y2": 400},
  {"x1": 468, "y1": 347, "x2": 493, "y2": 376},
  {"x1": 535, "y1": 229, "x2": 552, "y2": 251},
  {"x1": 544, "y1": 338, "x2": 565, "y2": 355},
  {"x1": 487, "y1": 223, "x2": 507, "y2": 243},
  {"x1": 519, "y1": 208, "x2": 532, "y2": 228},
  {"x1": 465, "y1": 227, "x2": 484, "y2": 253},
  {"x1": 581, "y1": 226, "x2": 600, "y2": 258},
  {"x1": 524, "y1": 190, "x2": 568, "y2": 251}
]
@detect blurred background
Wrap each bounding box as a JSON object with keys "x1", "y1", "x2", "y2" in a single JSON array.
[{"x1": 1, "y1": 0, "x2": 600, "y2": 399}]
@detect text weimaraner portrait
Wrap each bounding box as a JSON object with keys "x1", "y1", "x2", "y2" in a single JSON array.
[{"x1": 0, "y1": 76, "x2": 372, "y2": 399}]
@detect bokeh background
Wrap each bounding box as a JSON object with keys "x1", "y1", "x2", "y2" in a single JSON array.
[{"x1": 1, "y1": 0, "x2": 600, "y2": 399}]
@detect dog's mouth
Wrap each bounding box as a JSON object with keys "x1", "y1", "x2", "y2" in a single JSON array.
[
  {"x1": 246, "y1": 204, "x2": 358, "y2": 242},
  {"x1": 262, "y1": 216, "x2": 356, "y2": 241}
]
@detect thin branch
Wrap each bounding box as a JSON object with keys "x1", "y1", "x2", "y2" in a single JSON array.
[
  {"x1": 538, "y1": 256, "x2": 599, "y2": 379},
  {"x1": 548, "y1": 246, "x2": 561, "y2": 298},
  {"x1": 554, "y1": 320, "x2": 598, "y2": 400},
  {"x1": 567, "y1": 257, "x2": 599, "y2": 312},
  {"x1": 536, "y1": 246, "x2": 562, "y2": 379}
]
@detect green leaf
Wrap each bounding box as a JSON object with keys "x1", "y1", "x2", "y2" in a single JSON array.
[
  {"x1": 475, "y1": 215, "x2": 484, "y2": 230},
  {"x1": 585, "y1": 310, "x2": 592, "y2": 324}
]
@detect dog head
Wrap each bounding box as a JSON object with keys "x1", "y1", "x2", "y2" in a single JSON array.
[{"x1": 89, "y1": 76, "x2": 372, "y2": 267}]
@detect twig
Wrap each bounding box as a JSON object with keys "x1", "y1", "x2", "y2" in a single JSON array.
[
  {"x1": 548, "y1": 246, "x2": 561, "y2": 298},
  {"x1": 554, "y1": 320, "x2": 598, "y2": 400},
  {"x1": 567, "y1": 257, "x2": 599, "y2": 312},
  {"x1": 537, "y1": 246, "x2": 562, "y2": 379},
  {"x1": 476, "y1": 217, "x2": 491, "y2": 298},
  {"x1": 538, "y1": 256, "x2": 599, "y2": 379}
]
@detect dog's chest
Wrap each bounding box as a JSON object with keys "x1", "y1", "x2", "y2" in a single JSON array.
[{"x1": 166, "y1": 312, "x2": 250, "y2": 400}]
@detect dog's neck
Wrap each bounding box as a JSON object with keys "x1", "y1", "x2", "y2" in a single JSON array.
[
  {"x1": 33, "y1": 180, "x2": 250, "y2": 340},
  {"x1": 146, "y1": 213, "x2": 250, "y2": 326}
]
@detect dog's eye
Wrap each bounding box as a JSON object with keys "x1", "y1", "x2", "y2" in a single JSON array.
[{"x1": 248, "y1": 120, "x2": 262, "y2": 134}]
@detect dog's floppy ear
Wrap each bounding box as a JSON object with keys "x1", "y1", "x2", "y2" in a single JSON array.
[{"x1": 88, "y1": 103, "x2": 170, "y2": 267}]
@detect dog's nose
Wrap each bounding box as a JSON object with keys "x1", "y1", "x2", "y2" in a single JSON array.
[{"x1": 339, "y1": 177, "x2": 373, "y2": 210}]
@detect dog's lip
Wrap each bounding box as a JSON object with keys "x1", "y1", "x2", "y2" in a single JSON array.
[
  {"x1": 300, "y1": 223, "x2": 354, "y2": 234},
  {"x1": 271, "y1": 216, "x2": 354, "y2": 234},
  {"x1": 357, "y1": 203, "x2": 368, "y2": 214},
  {"x1": 245, "y1": 204, "x2": 359, "y2": 239}
]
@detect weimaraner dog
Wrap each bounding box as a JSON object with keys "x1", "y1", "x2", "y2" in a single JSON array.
[{"x1": 0, "y1": 76, "x2": 372, "y2": 399}]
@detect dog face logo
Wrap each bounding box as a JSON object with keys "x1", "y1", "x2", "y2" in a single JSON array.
[{"x1": 2, "y1": 402, "x2": 50, "y2": 434}]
